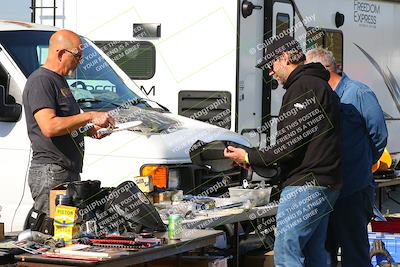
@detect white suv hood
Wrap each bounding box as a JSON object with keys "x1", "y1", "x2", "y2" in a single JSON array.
[{"x1": 84, "y1": 110, "x2": 250, "y2": 162}]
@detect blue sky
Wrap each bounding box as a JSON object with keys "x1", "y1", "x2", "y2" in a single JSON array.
[{"x1": 0, "y1": 0, "x2": 31, "y2": 22}]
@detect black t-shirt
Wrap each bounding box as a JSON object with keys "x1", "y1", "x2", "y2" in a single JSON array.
[{"x1": 22, "y1": 67, "x2": 84, "y2": 173}]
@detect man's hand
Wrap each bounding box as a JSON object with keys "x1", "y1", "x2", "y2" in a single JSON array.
[
  {"x1": 88, "y1": 124, "x2": 111, "y2": 139},
  {"x1": 233, "y1": 161, "x2": 251, "y2": 170},
  {"x1": 224, "y1": 146, "x2": 247, "y2": 165},
  {"x1": 34, "y1": 109, "x2": 115, "y2": 138},
  {"x1": 90, "y1": 112, "x2": 115, "y2": 129}
]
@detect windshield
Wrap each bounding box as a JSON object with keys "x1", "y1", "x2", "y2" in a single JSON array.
[
  {"x1": 0, "y1": 30, "x2": 179, "y2": 133},
  {"x1": 0, "y1": 30, "x2": 146, "y2": 111}
]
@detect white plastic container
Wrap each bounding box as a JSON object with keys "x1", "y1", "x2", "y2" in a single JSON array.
[{"x1": 228, "y1": 186, "x2": 272, "y2": 206}]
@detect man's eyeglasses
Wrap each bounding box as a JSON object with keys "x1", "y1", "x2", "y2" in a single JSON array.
[
  {"x1": 64, "y1": 49, "x2": 83, "y2": 61},
  {"x1": 268, "y1": 54, "x2": 284, "y2": 76},
  {"x1": 267, "y1": 61, "x2": 277, "y2": 76},
  {"x1": 268, "y1": 68, "x2": 275, "y2": 76}
]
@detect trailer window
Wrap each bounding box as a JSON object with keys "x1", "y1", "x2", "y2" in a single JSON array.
[
  {"x1": 325, "y1": 31, "x2": 343, "y2": 72},
  {"x1": 276, "y1": 13, "x2": 290, "y2": 36},
  {"x1": 96, "y1": 41, "x2": 155, "y2": 80},
  {"x1": 306, "y1": 29, "x2": 324, "y2": 50},
  {"x1": 306, "y1": 29, "x2": 343, "y2": 72}
]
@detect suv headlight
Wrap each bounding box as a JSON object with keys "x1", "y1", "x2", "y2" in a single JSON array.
[
  {"x1": 168, "y1": 169, "x2": 180, "y2": 189},
  {"x1": 140, "y1": 165, "x2": 180, "y2": 190}
]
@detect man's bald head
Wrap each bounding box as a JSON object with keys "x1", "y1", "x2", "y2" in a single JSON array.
[
  {"x1": 49, "y1": 30, "x2": 81, "y2": 54},
  {"x1": 44, "y1": 29, "x2": 83, "y2": 76}
]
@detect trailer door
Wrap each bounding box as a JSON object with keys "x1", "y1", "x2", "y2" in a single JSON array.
[
  {"x1": 267, "y1": 0, "x2": 294, "y2": 146},
  {"x1": 237, "y1": 0, "x2": 294, "y2": 147}
]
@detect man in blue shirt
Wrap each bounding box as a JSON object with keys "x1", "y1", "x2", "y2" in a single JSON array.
[{"x1": 306, "y1": 47, "x2": 388, "y2": 267}]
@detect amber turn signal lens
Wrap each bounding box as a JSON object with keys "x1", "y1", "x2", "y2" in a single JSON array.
[{"x1": 141, "y1": 165, "x2": 168, "y2": 189}]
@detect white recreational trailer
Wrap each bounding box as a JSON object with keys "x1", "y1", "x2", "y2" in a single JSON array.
[{"x1": 33, "y1": 0, "x2": 400, "y2": 153}]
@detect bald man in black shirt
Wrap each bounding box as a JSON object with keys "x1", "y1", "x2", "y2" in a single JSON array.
[{"x1": 23, "y1": 29, "x2": 114, "y2": 215}]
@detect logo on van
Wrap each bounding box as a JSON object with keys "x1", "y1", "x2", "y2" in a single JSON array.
[{"x1": 354, "y1": 0, "x2": 380, "y2": 28}]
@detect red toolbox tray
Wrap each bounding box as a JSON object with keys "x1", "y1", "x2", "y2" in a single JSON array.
[{"x1": 372, "y1": 217, "x2": 400, "y2": 233}]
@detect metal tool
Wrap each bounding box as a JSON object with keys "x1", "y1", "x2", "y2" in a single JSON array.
[
  {"x1": 97, "y1": 121, "x2": 143, "y2": 135},
  {"x1": 12, "y1": 242, "x2": 40, "y2": 255}
]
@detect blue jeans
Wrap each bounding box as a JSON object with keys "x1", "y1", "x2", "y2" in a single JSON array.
[
  {"x1": 28, "y1": 163, "x2": 80, "y2": 215},
  {"x1": 274, "y1": 185, "x2": 340, "y2": 267}
]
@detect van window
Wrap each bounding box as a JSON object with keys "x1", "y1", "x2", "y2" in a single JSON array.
[
  {"x1": 95, "y1": 41, "x2": 156, "y2": 80},
  {"x1": 0, "y1": 64, "x2": 8, "y2": 91},
  {"x1": 276, "y1": 13, "x2": 290, "y2": 36},
  {"x1": 37, "y1": 45, "x2": 49, "y2": 66},
  {"x1": 0, "y1": 63, "x2": 20, "y2": 103},
  {"x1": 306, "y1": 28, "x2": 343, "y2": 72}
]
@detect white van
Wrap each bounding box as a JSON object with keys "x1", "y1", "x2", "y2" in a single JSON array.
[{"x1": 0, "y1": 21, "x2": 250, "y2": 232}]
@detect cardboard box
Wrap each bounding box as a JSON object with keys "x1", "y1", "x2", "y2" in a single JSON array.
[
  {"x1": 49, "y1": 183, "x2": 68, "y2": 219},
  {"x1": 53, "y1": 224, "x2": 80, "y2": 243},
  {"x1": 54, "y1": 205, "x2": 78, "y2": 225},
  {"x1": 54, "y1": 205, "x2": 79, "y2": 244},
  {"x1": 132, "y1": 176, "x2": 153, "y2": 193},
  {"x1": 153, "y1": 191, "x2": 173, "y2": 203},
  {"x1": 264, "y1": 251, "x2": 275, "y2": 267},
  {"x1": 244, "y1": 250, "x2": 275, "y2": 267}
]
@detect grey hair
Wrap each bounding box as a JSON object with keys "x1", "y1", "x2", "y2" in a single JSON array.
[{"x1": 305, "y1": 47, "x2": 337, "y2": 72}]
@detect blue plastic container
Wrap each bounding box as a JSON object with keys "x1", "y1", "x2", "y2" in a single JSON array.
[{"x1": 369, "y1": 232, "x2": 400, "y2": 266}]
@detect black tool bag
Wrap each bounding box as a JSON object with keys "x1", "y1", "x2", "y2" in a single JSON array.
[
  {"x1": 24, "y1": 208, "x2": 54, "y2": 235},
  {"x1": 66, "y1": 180, "x2": 101, "y2": 207},
  {"x1": 24, "y1": 208, "x2": 46, "y2": 231},
  {"x1": 65, "y1": 180, "x2": 103, "y2": 222},
  {"x1": 38, "y1": 216, "x2": 54, "y2": 235},
  {"x1": 101, "y1": 181, "x2": 167, "y2": 234}
]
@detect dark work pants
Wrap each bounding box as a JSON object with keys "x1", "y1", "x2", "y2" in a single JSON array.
[
  {"x1": 28, "y1": 163, "x2": 80, "y2": 215},
  {"x1": 328, "y1": 185, "x2": 374, "y2": 267}
]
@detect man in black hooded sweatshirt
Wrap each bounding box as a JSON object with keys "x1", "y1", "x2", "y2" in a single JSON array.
[{"x1": 224, "y1": 36, "x2": 342, "y2": 267}]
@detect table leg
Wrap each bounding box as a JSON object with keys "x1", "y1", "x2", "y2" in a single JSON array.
[
  {"x1": 233, "y1": 222, "x2": 239, "y2": 267},
  {"x1": 177, "y1": 254, "x2": 182, "y2": 267}
]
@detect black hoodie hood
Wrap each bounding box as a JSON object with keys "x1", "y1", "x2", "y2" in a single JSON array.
[{"x1": 283, "y1": 62, "x2": 330, "y2": 89}]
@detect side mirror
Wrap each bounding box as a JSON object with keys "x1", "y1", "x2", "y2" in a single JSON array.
[
  {"x1": 189, "y1": 140, "x2": 235, "y2": 173},
  {"x1": 189, "y1": 140, "x2": 281, "y2": 183},
  {"x1": 0, "y1": 85, "x2": 22, "y2": 122},
  {"x1": 252, "y1": 163, "x2": 281, "y2": 179}
]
